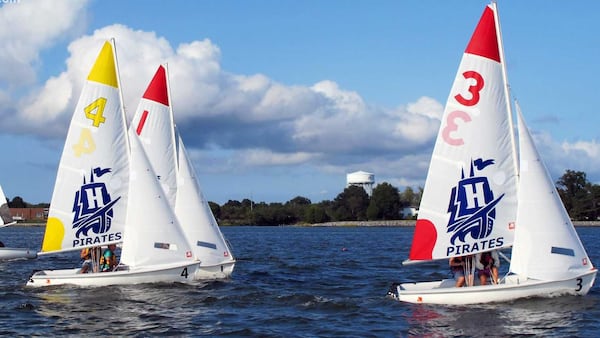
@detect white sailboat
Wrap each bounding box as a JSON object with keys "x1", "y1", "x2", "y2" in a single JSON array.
[
  {"x1": 0, "y1": 185, "x2": 37, "y2": 260},
  {"x1": 129, "y1": 65, "x2": 235, "y2": 279},
  {"x1": 389, "y1": 3, "x2": 596, "y2": 304},
  {"x1": 27, "y1": 40, "x2": 198, "y2": 287}
]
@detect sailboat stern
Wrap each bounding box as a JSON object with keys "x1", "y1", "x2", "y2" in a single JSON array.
[{"x1": 193, "y1": 260, "x2": 236, "y2": 280}]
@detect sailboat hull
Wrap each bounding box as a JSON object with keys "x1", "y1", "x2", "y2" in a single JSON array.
[
  {"x1": 194, "y1": 261, "x2": 236, "y2": 280},
  {"x1": 0, "y1": 248, "x2": 37, "y2": 260},
  {"x1": 26, "y1": 261, "x2": 203, "y2": 287},
  {"x1": 391, "y1": 269, "x2": 597, "y2": 305}
]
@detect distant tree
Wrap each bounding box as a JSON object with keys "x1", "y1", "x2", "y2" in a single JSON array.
[
  {"x1": 399, "y1": 186, "x2": 421, "y2": 208},
  {"x1": 9, "y1": 196, "x2": 27, "y2": 208},
  {"x1": 287, "y1": 196, "x2": 311, "y2": 205},
  {"x1": 304, "y1": 204, "x2": 330, "y2": 223},
  {"x1": 368, "y1": 182, "x2": 401, "y2": 220},
  {"x1": 286, "y1": 196, "x2": 312, "y2": 223},
  {"x1": 332, "y1": 185, "x2": 370, "y2": 221},
  {"x1": 208, "y1": 201, "x2": 221, "y2": 220},
  {"x1": 556, "y1": 170, "x2": 591, "y2": 220},
  {"x1": 366, "y1": 203, "x2": 379, "y2": 221}
]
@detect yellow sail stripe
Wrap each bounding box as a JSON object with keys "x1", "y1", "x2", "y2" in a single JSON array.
[{"x1": 87, "y1": 41, "x2": 119, "y2": 88}]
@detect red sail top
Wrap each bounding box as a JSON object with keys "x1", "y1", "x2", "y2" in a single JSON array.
[
  {"x1": 464, "y1": 5, "x2": 501, "y2": 63},
  {"x1": 142, "y1": 65, "x2": 170, "y2": 106}
]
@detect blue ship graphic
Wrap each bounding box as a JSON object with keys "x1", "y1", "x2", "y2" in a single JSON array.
[
  {"x1": 73, "y1": 167, "x2": 121, "y2": 238},
  {"x1": 447, "y1": 158, "x2": 504, "y2": 244}
]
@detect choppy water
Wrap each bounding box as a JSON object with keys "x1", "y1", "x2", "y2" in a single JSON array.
[{"x1": 1, "y1": 225, "x2": 599, "y2": 337}]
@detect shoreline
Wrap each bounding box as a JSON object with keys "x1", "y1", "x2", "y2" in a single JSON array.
[{"x1": 13, "y1": 220, "x2": 600, "y2": 227}]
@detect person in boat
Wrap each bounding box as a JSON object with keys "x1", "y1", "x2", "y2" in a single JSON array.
[
  {"x1": 475, "y1": 250, "x2": 500, "y2": 285},
  {"x1": 100, "y1": 244, "x2": 118, "y2": 272},
  {"x1": 449, "y1": 255, "x2": 474, "y2": 287},
  {"x1": 79, "y1": 246, "x2": 101, "y2": 273}
]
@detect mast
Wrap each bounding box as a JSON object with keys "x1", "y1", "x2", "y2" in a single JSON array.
[
  {"x1": 491, "y1": 2, "x2": 519, "y2": 179},
  {"x1": 164, "y1": 63, "x2": 180, "y2": 173},
  {"x1": 111, "y1": 38, "x2": 131, "y2": 157}
]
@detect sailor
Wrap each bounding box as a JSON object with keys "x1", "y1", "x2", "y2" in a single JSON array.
[
  {"x1": 475, "y1": 250, "x2": 500, "y2": 285},
  {"x1": 449, "y1": 255, "x2": 473, "y2": 287},
  {"x1": 79, "y1": 246, "x2": 101, "y2": 273},
  {"x1": 100, "y1": 244, "x2": 118, "y2": 272}
]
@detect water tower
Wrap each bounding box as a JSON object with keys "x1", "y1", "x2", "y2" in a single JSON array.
[{"x1": 346, "y1": 171, "x2": 375, "y2": 196}]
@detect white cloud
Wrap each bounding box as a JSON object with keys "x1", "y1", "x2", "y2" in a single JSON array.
[
  {"x1": 0, "y1": 0, "x2": 87, "y2": 85},
  {"x1": 237, "y1": 149, "x2": 322, "y2": 167},
  {"x1": 7, "y1": 3, "x2": 563, "y2": 197}
]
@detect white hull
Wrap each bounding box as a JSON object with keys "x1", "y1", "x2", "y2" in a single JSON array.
[
  {"x1": 26, "y1": 261, "x2": 201, "y2": 287},
  {"x1": 194, "y1": 261, "x2": 236, "y2": 280},
  {"x1": 391, "y1": 269, "x2": 597, "y2": 305},
  {"x1": 0, "y1": 247, "x2": 37, "y2": 260}
]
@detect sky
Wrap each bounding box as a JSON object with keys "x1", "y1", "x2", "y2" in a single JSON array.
[{"x1": 1, "y1": 0, "x2": 599, "y2": 205}]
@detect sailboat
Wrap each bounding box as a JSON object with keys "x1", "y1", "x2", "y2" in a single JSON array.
[
  {"x1": 27, "y1": 40, "x2": 199, "y2": 287},
  {"x1": 0, "y1": 185, "x2": 37, "y2": 260},
  {"x1": 389, "y1": 3, "x2": 596, "y2": 304},
  {"x1": 129, "y1": 65, "x2": 235, "y2": 279}
]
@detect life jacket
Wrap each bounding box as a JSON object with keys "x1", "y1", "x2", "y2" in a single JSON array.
[{"x1": 100, "y1": 249, "x2": 116, "y2": 271}]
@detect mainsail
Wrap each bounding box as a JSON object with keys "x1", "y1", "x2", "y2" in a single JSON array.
[
  {"x1": 40, "y1": 41, "x2": 129, "y2": 254},
  {"x1": 129, "y1": 65, "x2": 178, "y2": 207},
  {"x1": 408, "y1": 5, "x2": 518, "y2": 262}
]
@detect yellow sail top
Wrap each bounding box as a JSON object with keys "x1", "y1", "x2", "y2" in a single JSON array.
[{"x1": 87, "y1": 41, "x2": 119, "y2": 88}]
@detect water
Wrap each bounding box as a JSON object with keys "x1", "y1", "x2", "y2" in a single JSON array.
[{"x1": 1, "y1": 225, "x2": 599, "y2": 337}]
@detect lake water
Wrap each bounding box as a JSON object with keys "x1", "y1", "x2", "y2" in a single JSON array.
[{"x1": 1, "y1": 225, "x2": 599, "y2": 336}]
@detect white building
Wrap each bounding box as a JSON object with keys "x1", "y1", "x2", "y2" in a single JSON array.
[{"x1": 346, "y1": 171, "x2": 375, "y2": 196}]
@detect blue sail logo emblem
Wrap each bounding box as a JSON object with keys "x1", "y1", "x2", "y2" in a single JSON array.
[
  {"x1": 447, "y1": 158, "x2": 504, "y2": 244},
  {"x1": 73, "y1": 167, "x2": 121, "y2": 238}
]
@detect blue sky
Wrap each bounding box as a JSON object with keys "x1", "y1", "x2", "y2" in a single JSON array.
[{"x1": 1, "y1": 0, "x2": 599, "y2": 205}]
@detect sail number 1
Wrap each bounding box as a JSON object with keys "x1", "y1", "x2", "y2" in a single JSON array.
[{"x1": 442, "y1": 70, "x2": 484, "y2": 146}]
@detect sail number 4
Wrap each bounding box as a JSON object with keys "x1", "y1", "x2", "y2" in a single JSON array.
[
  {"x1": 442, "y1": 70, "x2": 484, "y2": 146},
  {"x1": 181, "y1": 267, "x2": 188, "y2": 278},
  {"x1": 73, "y1": 97, "x2": 107, "y2": 157}
]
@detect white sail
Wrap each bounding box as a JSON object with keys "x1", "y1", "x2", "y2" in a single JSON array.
[
  {"x1": 408, "y1": 3, "x2": 518, "y2": 262},
  {"x1": 130, "y1": 64, "x2": 234, "y2": 268},
  {"x1": 175, "y1": 133, "x2": 235, "y2": 265},
  {"x1": 510, "y1": 101, "x2": 594, "y2": 280},
  {"x1": 119, "y1": 133, "x2": 194, "y2": 267},
  {"x1": 129, "y1": 65, "x2": 178, "y2": 207},
  {"x1": 40, "y1": 41, "x2": 129, "y2": 254},
  {"x1": 0, "y1": 185, "x2": 15, "y2": 226}
]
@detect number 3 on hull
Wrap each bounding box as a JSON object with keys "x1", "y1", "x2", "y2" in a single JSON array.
[{"x1": 389, "y1": 3, "x2": 596, "y2": 305}]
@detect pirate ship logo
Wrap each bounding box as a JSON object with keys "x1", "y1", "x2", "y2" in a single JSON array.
[
  {"x1": 446, "y1": 158, "x2": 504, "y2": 255},
  {"x1": 72, "y1": 167, "x2": 122, "y2": 245}
]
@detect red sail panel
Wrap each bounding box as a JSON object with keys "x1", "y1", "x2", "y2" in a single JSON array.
[{"x1": 465, "y1": 6, "x2": 500, "y2": 63}]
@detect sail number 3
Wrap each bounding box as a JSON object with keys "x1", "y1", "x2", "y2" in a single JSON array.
[{"x1": 442, "y1": 70, "x2": 484, "y2": 146}]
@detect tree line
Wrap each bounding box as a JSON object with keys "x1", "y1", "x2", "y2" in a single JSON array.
[{"x1": 6, "y1": 169, "x2": 598, "y2": 225}]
